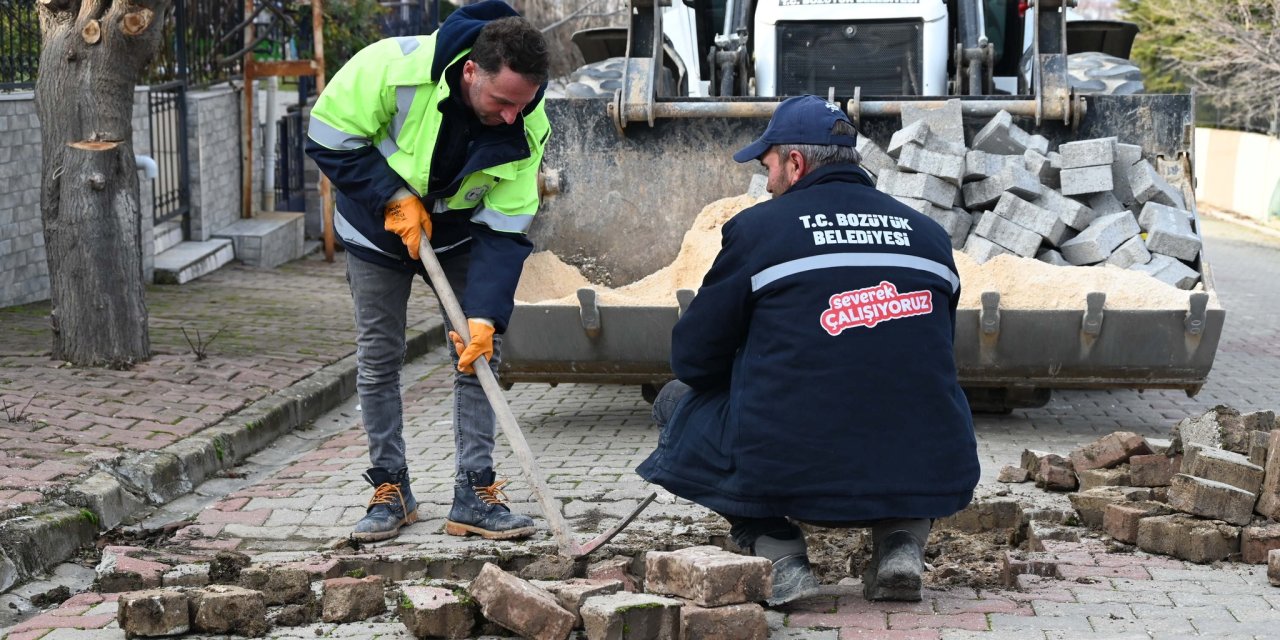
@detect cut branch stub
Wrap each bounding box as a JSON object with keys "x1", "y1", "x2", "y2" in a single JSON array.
[
  {"x1": 122, "y1": 9, "x2": 155, "y2": 36},
  {"x1": 69, "y1": 141, "x2": 119, "y2": 151},
  {"x1": 82, "y1": 19, "x2": 101, "y2": 44}
]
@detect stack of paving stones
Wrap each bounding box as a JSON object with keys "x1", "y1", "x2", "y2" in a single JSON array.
[
  {"x1": 858, "y1": 100, "x2": 1203, "y2": 289},
  {"x1": 994, "y1": 405, "x2": 1280, "y2": 589}
]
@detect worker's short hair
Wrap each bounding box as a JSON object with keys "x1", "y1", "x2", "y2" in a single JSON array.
[
  {"x1": 473, "y1": 17, "x2": 550, "y2": 86},
  {"x1": 776, "y1": 119, "x2": 864, "y2": 170}
]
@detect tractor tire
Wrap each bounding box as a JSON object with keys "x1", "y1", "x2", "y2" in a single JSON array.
[
  {"x1": 1066, "y1": 52, "x2": 1144, "y2": 96},
  {"x1": 564, "y1": 57, "x2": 680, "y2": 98}
]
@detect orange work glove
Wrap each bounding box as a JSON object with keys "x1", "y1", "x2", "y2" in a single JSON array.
[
  {"x1": 448, "y1": 318, "x2": 495, "y2": 374},
  {"x1": 383, "y1": 189, "x2": 432, "y2": 260}
]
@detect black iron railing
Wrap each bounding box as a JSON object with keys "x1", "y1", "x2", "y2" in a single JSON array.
[
  {"x1": 275, "y1": 109, "x2": 306, "y2": 212},
  {"x1": 0, "y1": 0, "x2": 40, "y2": 90},
  {"x1": 148, "y1": 81, "x2": 192, "y2": 228}
]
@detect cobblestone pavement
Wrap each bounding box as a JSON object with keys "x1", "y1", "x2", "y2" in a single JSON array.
[{"x1": 2, "y1": 216, "x2": 1280, "y2": 638}]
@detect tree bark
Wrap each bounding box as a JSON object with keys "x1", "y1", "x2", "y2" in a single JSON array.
[{"x1": 34, "y1": 0, "x2": 170, "y2": 367}]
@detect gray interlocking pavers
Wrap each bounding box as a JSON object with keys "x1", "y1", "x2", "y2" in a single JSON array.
[
  {"x1": 856, "y1": 135, "x2": 897, "y2": 179},
  {"x1": 887, "y1": 120, "x2": 932, "y2": 158},
  {"x1": 1146, "y1": 217, "x2": 1202, "y2": 262},
  {"x1": 894, "y1": 197, "x2": 971, "y2": 247},
  {"x1": 1104, "y1": 236, "x2": 1152, "y2": 269},
  {"x1": 1131, "y1": 254, "x2": 1200, "y2": 290},
  {"x1": 901, "y1": 99, "x2": 966, "y2": 149},
  {"x1": 1112, "y1": 143, "x2": 1144, "y2": 205},
  {"x1": 897, "y1": 142, "x2": 966, "y2": 185},
  {"x1": 1059, "y1": 212, "x2": 1141, "y2": 265},
  {"x1": 992, "y1": 193, "x2": 1071, "y2": 246},
  {"x1": 964, "y1": 149, "x2": 1019, "y2": 181},
  {"x1": 963, "y1": 233, "x2": 1013, "y2": 264},
  {"x1": 1129, "y1": 160, "x2": 1188, "y2": 208},
  {"x1": 1037, "y1": 248, "x2": 1070, "y2": 266},
  {"x1": 878, "y1": 169, "x2": 959, "y2": 208},
  {"x1": 973, "y1": 211, "x2": 1044, "y2": 257},
  {"x1": 1059, "y1": 138, "x2": 1117, "y2": 169},
  {"x1": 1024, "y1": 148, "x2": 1060, "y2": 188},
  {"x1": 1035, "y1": 186, "x2": 1097, "y2": 230},
  {"x1": 1138, "y1": 201, "x2": 1192, "y2": 232},
  {"x1": 1060, "y1": 164, "x2": 1115, "y2": 196},
  {"x1": 972, "y1": 110, "x2": 1044, "y2": 156},
  {"x1": 1083, "y1": 190, "x2": 1127, "y2": 216},
  {"x1": 962, "y1": 164, "x2": 1042, "y2": 209}
]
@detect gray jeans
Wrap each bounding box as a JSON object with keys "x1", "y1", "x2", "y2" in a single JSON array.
[{"x1": 346, "y1": 252, "x2": 500, "y2": 486}]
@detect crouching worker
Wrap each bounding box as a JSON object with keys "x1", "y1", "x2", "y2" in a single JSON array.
[{"x1": 636, "y1": 95, "x2": 980, "y2": 605}]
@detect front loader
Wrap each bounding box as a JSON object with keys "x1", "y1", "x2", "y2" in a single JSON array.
[{"x1": 504, "y1": 0, "x2": 1224, "y2": 412}]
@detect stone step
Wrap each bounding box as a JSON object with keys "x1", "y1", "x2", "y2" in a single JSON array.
[
  {"x1": 152, "y1": 220, "x2": 185, "y2": 256},
  {"x1": 153, "y1": 239, "x2": 235, "y2": 285},
  {"x1": 213, "y1": 212, "x2": 305, "y2": 269}
]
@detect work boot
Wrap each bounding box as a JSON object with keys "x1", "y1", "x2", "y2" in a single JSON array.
[
  {"x1": 752, "y1": 529, "x2": 820, "y2": 606},
  {"x1": 863, "y1": 530, "x2": 925, "y2": 601},
  {"x1": 351, "y1": 467, "x2": 418, "y2": 542},
  {"x1": 444, "y1": 469, "x2": 537, "y2": 540}
]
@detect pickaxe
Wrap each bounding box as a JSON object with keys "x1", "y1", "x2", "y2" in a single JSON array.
[{"x1": 419, "y1": 238, "x2": 656, "y2": 557}]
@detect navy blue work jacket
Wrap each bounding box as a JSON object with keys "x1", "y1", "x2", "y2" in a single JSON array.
[{"x1": 637, "y1": 163, "x2": 980, "y2": 522}]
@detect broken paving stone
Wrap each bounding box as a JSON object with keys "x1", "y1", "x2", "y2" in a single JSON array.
[
  {"x1": 998, "y1": 465, "x2": 1031, "y2": 483},
  {"x1": 1172, "y1": 405, "x2": 1254, "y2": 455},
  {"x1": 1167, "y1": 474, "x2": 1256, "y2": 526},
  {"x1": 936, "y1": 498, "x2": 1023, "y2": 532},
  {"x1": 209, "y1": 550, "x2": 252, "y2": 584},
  {"x1": 1069, "y1": 431, "x2": 1152, "y2": 472},
  {"x1": 1000, "y1": 551, "x2": 1060, "y2": 587},
  {"x1": 516, "y1": 555, "x2": 579, "y2": 581},
  {"x1": 1250, "y1": 430, "x2": 1273, "y2": 467},
  {"x1": 1027, "y1": 521, "x2": 1082, "y2": 552},
  {"x1": 1136, "y1": 514, "x2": 1241, "y2": 564},
  {"x1": 469, "y1": 563, "x2": 576, "y2": 640},
  {"x1": 1255, "y1": 431, "x2": 1280, "y2": 519},
  {"x1": 1241, "y1": 524, "x2": 1280, "y2": 565},
  {"x1": 1035, "y1": 458, "x2": 1078, "y2": 492},
  {"x1": 1129, "y1": 454, "x2": 1182, "y2": 487},
  {"x1": 162, "y1": 563, "x2": 210, "y2": 588},
  {"x1": 1181, "y1": 445, "x2": 1265, "y2": 494},
  {"x1": 1069, "y1": 486, "x2": 1154, "y2": 528},
  {"x1": 531, "y1": 578, "x2": 623, "y2": 626},
  {"x1": 190, "y1": 584, "x2": 268, "y2": 637},
  {"x1": 96, "y1": 547, "x2": 169, "y2": 593},
  {"x1": 580, "y1": 592, "x2": 682, "y2": 640},
  {"x1": 117, "y1": 589, "x2": 190, "y2": 638},
  {"x1": 322, "y1": 576, "x2": 386, "y2": 624},
  {"x1": 678, "y1": 600, "x2": 768, "y2": 640},
  {"x1": 399, "y1": 585, "x2": 476, "y2": 640},
  {"x1": 587, "y1": 556, "x2": 640, "y2": 593},
  {"x1": 1103, "y1": 501, "x2": 1175, "y2": 544},
  {"x1": 239, "y1": 566, "x2": 313, "y2": 606},
  {"x1": 645, "y1": 546, "x2": 772, "y2": 607},
  {"x1": 271, "y1": 601, "x2": 318, "y2": 627},
  {"x1": 1077, "y1": 467, "x2": 1132, "y2": 491}
]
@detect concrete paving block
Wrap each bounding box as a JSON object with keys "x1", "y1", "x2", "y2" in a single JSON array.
[
  {"x1": 856, "y1": 136, "x2": 897, "y2": 179},
  {"x1": 1112, "y1": 143, "x2": 1143, "y2": 204},
  {"x1": 191, "y1": 585, "x2": 269, "y2": 636},
  {"x1": 1103, "y1": 500, "x2": 1174, "y2": 544},
  {"x1": 1069, "y1": 486, "x2": 1153, "y2": 527},
  {"x1": 1182, "y1": 446, "x2": 1265, "y2": 494},
  {"x1": 1036, "y1": 248, "x2": 1070, "y2": 266},
  {"x1": 580, "y1": 592, "x2": 682, "y2": 640},
  {"x1": 936, "y1": 498, "x2": 1024, "y2": 532},
  {"x1": 1167, "y1": 474, "x2": 1256, "y2": 525},
  {"x1": 470, "y1": 563, "x2": 575, "y2": 640},
  {"x1": 1104, "y1": 235, "x2": 1152, "y2": 269},
  {"x1": 1129, "y1": 160, "x2": 1187, "y2": 208},
  {"x1": 532, "y1": 578, "x2": 624, "y2": 626},
  {"x1": 645, "y1": 546, "x2": 771, "y2": 607},
  {"x1": 887, "y1": 120, "x2": 931, "y2": 158},
  {"x1": 962, "y1": 164, "x2": 1041, "y2": 209},
  {"x1": 992, "y1": 193, "x2": 1071, "y2": 246},
  {"x1": 1060, "y1": 165, "x2": 1115, "y2": 196},
  {"x1": 874, "y1": 167, "x2": 902, "y2": 195},
  {"x1": 1129, "y1": 453, "x2": 1182, "y2": 487},
  {"x1": 66, "y1": 472, "x2": 146, "y2": 531},
  {"x1": 882, "y1": 170, "x2": 958, "y2": 208},
  {"x1": 1136, "y1": 513, "x2": 1240, "y2": 563},
  {"x1": 1146, "y1": 217, "x2": 1202, "y2": 262},
  {"x1": 400, "y1": 585, "x2": 476, "y2": 640},
  {"x1": 972, "y1": 110, "x2": 1039, "y2": 155},
  {"x1": 1027, "y1": 134, "x2": 1050, "y2": 155},
  {"x1": 1241, "y1": 524, "x2": 1280, "y2": 564},
  {"x1": 964, "y1": 149, "x2": 1020, "y2": 181},
  {"x1": 1137, "y1": 201, "x2": 1191, "y2": 232},
  {"x1": 901, "y1": 99, "x2": 966, "y2": 149},
  {"x1": 118, "y1": 589, "x2": 191, "y2": 637},
  {"x1": 1132, "y1": 253, "x2": 1200, "y2": 289},
  {"x1": 322, "y1": 576, "x2": 386, "y2": 623},
  {"x1": 894, "y1": 197, "x2": 970, "y2": 247},
  {"x1": 240, "y1": 566, "x2": 312, "y2": 606},
  {"x1": 678, "y1": 601, "x2": 768, "y2": 640},
  {"x1": 1260, "y1": 431, "x2": 1280, "y2": 519},
  {"x1": 1250, "y1": 430, "x2": 1273, "y2": 467},
  {"x1": 897, "y1": 142, "x2": 965, "y2": 185},
  {"x1": 1070, "y1": 431, "x2": 1153, "y2": 471},
  {"x1": 962, "y1": 233, "x2": 1013, "y2": 264},
  {"x1": 973, "y1": 211, "x2": 1043, "y2": 257},
  {"x1": 1077, "y1": 466, "x2": 1132, "y2": 491},
  {"x1": 1083, "y1": 190, "x2": 1127, "y2": 216},
  {"x1": 1059, "y1": 137, "x2": 1116, "y2": 169},
  {"x1": 1024, "y1": 149, "x2": 1060, "y2": 189},
  {"x1": 1059, "y1": 211, "x2": 1140, "y2": 265},
  {"x1": 1035, "y1": 187, "x2": 1097, "y2": 230},
  {"x1": 1114, "y1": 142, "x2": 1144, "y2": 167}
]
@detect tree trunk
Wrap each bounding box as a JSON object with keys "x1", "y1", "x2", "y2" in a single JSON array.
[{"x1": 34, "y1": 0, "x2": 169, "y2": 367}]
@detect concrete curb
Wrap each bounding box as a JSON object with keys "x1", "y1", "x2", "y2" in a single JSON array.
[{"x1": 0, "y1": 319, "x2": 446, "y2": 585}]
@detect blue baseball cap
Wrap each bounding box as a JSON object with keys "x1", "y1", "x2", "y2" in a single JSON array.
[{"x1": 733, "y1": 95, "x2": 857, "y2": 163}]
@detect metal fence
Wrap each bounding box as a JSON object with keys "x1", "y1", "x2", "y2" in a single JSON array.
[
  {"x1": 0, "y1": 0, "x2": 40, "y2": 90},
  {"x1": 274, "y1": 109, "x2": 306, "y2": 212},
  {"x1": 148, "y1": 81, "x2": 192, "y2": 229}
]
